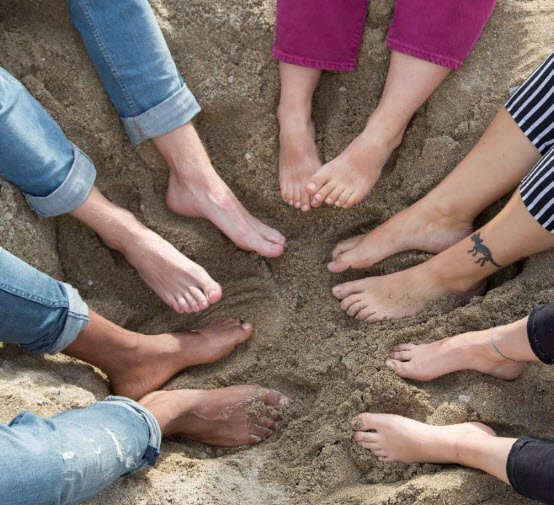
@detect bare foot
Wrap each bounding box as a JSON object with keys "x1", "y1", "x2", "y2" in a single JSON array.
[
  {"x1": 157, "y1": 123, "x2": 286, "y2": 258},
  {"x1": 72, "y1": 188, "x2": 222, "y2": 314},
  {"x1": 108, "y1": 319, "x2": 252, "y2": 400},
  {"x1": 306, "y1": 124, "x2": 401, "y2": 209},
  {"x1": 117, "y1": 223, "x2": 222, "y2": 313},
  {"x1": 385, "y1": 330, "x2": 525, "y2": 382},
  {"x1": 352, "y1": 413, "x2": 496, "y2": 464},
  {"x1": 278, "y1": 113, "x2": 321, "y2": 212},
  {"x1": 141, "y1": 385, "x2": 289, "y2": 446},
  {"x1": 328, "y1": 202, "x2": 473, "y2": 273},
  {"x1": 332, "y1": 262, "x2": 482, "y2": 323}
]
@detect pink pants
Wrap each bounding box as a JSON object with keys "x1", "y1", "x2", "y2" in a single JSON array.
[{"x1": 272, "y1": 0, "x2": 496, "y2": 72}]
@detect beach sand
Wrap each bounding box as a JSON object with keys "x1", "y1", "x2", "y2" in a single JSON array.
[{"x1": 1, "y1": 1, "x2": 554, "y2": 503}]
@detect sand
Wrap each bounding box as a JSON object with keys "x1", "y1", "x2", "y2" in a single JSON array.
[{"x1": 1, "y1": 1, "x2": 554, "y2": 504}]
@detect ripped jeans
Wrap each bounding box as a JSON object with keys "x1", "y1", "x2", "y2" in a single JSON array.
[{"x1": 0, "y1": 397, "x2": 161, "y2": 505}]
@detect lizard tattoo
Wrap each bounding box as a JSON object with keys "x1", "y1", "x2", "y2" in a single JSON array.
[{"x1": 467, "y1": 232, "x2": 502, "y2": 267}]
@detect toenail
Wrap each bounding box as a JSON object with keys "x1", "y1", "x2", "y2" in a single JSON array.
[
  {"x1": 241, "y1": 322, "x2": 252, "y2": 330},
  {"x1": 314, "y1": 193, "x2": 321, "y2": 201},
  {"x1": 386, "y1": 360, "x2": 396, "y2": 370}
]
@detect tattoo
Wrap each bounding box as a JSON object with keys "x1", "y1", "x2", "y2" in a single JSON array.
[{"x1": 467, "y1": 232, "x2": 502, "y2": 268}]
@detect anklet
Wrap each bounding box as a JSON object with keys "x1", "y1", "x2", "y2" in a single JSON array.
[{"x1": 490, "y1": 326, "x2": 521, "y2": 363}]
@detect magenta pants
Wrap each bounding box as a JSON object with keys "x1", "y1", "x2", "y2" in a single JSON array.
[{"x1": 272, "y1": 0, "x2": 497, "y2": 72}]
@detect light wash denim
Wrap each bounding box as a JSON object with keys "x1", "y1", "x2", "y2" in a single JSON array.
[
  {"x1": 0, "y1": 249, "x2": 162, "y2": 504},
  {"x1": 0, "y1": 0, "x2": 200, "y2": 217},
  {"x1": 0, "y1": 396, "x2": 161, "y2": 505},
  {"x1": 0, "y1": 247, "x2": 89, "y2": 354}
]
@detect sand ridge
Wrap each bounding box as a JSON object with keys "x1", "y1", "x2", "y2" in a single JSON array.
[{"x1": 1, "y1": 0, "x2": 554, "y2": 504}]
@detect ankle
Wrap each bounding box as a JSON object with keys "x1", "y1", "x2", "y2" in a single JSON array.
[
  {"x1": 364, "y1": 110, "x2": 407, "y2": 151},
  {"x1": 425, "y1": 256, "x2": 485, "y2": 295},
  {"x1": 277, "y1": 103, "x2": 312, "y2": 130},
  {"x1": 97, "y1": 208, "x2": 145, "y2": 252}
]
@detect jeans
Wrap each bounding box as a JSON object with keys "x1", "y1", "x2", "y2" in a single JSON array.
[
  {"x1": 0, "y1": 0, "x2": 200, "y2": 218},
  {"x1": 273, "y1": 0, "x2": 496, "y2": 72},
  {"x1": 0, "y1": 397, "x2": 161, "y2": 505},
  {"x1": 0, "y1": 250, "x2": 162, "y2": 504}
]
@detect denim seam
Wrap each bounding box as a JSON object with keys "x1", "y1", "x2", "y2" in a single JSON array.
[
  {"x1": 0, "y1": 282, "x2": 67, "y2": 308},
  {"x1": 387, "y1": 37, "x2": 462, "y2": 70},
  {"x1": 77, "y1": 0, "x2": 139, "y2": 116}
]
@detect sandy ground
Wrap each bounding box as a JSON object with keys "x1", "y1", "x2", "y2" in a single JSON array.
[{"x1": 1, "y1": 1, "x2": 554, "y2": 504}]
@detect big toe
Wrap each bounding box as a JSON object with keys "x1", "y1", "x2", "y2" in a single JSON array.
[{"x1": 328, "y1": 250, "x2": 356, "y2": 272}]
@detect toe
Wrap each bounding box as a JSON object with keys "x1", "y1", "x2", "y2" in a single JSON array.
[
  {"x1": 262, "y1": 389, "x2": 289, "y2": 409},
  {"x1": 310, "y1": 181, "x2": 336, "y2": 208},
  {"x1": 353, "y1": 431, "x2": 379, "y2": 444},
  {"x1": 306, "y1": 168, "x2": 329, "y2": 195},
  {"x1": 249, "y1": 424, "x2": 273, "y2": 440},
  {"x1": 254, "y1": 416, "x2": 276, "y2": 429},
  {"x1": 325, "y1": 185, "x2": 345, "y2": 205},
  {"x1": 189, "y1": 287, "x2": 209, "y2": 310},
  {"x1": 332, "y1": 279, "x2": 366, "y2": 299},
  {"x1": 356, "y1": 307, "x2": 377, "y2": 321},
  {"x1": 346, "y1": 300, "x2": 367, "y2": 317},
  {"x1": 343, "y1": 193, "x2": 359, "y2": 209},
  {"x1": 184, "y1": 292, "x2": 200, "y2": 312},
  {"x1": 354, "y1": 413, "x2": 379, "y2": 431},
  {"x1": 335, "y1": 189, "x2": 353, "y2": 208},
  {"x1": 299, "y1": 186, "x2": 311, "y2": 212},
  {"x1": 386, "y1": 359, "x2": 413, "y2": 379},
  {"x1": 293, "y1": 185, "x2": 301, "y2": 209},
  {"x1": 332, "y1": 236, "x2": 362, "y2": 259},
  {"x1": 229, "y1": 322, "x2": 253, "y2": 343},
  {"x1": 389, "y1": 350, "x2": 413, "y2": 362},
  {"x1": 328, "y1": 249, "x2": 357, "y2": 273},
  {"x1": 176, "y1": 296, "x2": 191, "y2": 314},
  {"x1": 339, "y1": 294, "x2": 361, "y2": 311}
]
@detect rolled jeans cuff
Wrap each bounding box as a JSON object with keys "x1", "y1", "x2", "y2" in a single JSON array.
[
  {"x1": 24, "y1": 145, "x2": 96, "y2": 218},
  {"x1": 122, "y1": 83, "x2": 201, "y2": 145},
  {"x1": 103, "y1": 396, "x2": 162, "y2": 469},
  {"x1": 48, "y1": 282, "x2": 90, "y2": 354}
]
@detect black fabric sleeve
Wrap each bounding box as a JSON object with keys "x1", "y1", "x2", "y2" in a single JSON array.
[
  {"x1": 507, "y1": 437, "x2": 554, "y2": 504},
  {"x1": 527, "y1": 303, "x2": 554, "y2": 364}
]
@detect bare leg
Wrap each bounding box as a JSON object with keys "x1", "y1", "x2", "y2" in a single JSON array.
[
  {"x1": 64, "y1": 311, "x2": 252, "y2": 400},
  {"x1": 307, "y1": 51, "x2": 450, "y2": 208},
  {"x1": 277, "y1": 62, "x2": 323, "y2": 212},
  {"x1": 334, "y1": 190, "x2": 554, "y2": 322},
  {"x1": 353, "y1": 413, "x2": 515, "y2": 484},
  {"x1": 330, "y1": 107, "x2": 542, "y2": 272},
  {"x1": 141, "y1": 385, "x2": 289, "y2": 447},
  {"x1": 70, "y1": 187, "x2": 222, "y2": 313},
  {"x1": 154, "y1": 123, "x2": 286, "y2": 257},
  {"x1": 386, "y1": 317, "x2": 534, "y2": 382}
]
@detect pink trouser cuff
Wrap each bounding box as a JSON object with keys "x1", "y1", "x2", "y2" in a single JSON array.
[
  {"x1": 386, "y1": 38, "x2": 462, "y2": 70},
  {"x1": 272, "y1": 48, "x2": 356, "y2": 73}
]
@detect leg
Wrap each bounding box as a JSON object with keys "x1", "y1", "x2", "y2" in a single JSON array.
[
  {"x1": 353, "y1": 413, "x2": 554, "y2": 503},
  {"x1": 329, "y1": 108, "x2": 541, "y2": 272},
  {"x1": 308, "y1": 51, "x2": 450, "y2": 208},
  {"x1": 0, "y1": 248, "x2": 249, "y2": 400},
  {"x1": 65, "y1": 311, "x2": 253, "y2": 400},
  {"x1": 272, "y1": 0, "x2": 369, "y2": 211},
  {"x1": 67, "y1": 0, "x2": 286, "y2": 257},
  {"x1": 388, "y1": 300, "x2": 554, "y2": 381},
  {"x1": 277, "y1": 63, "x2": 322, "y2": 212},
  {"x1": 333, "y1": 188, "x2": 554, "y2": 322},
  {"x1": 0, "y1": 388, "x2": 288, "y2": 504},
  {"x1": 331, "y1": 50, "x2": 554, "y2": 272},
  {"x1": 352, "y1": 413, "x2": 513, "y2": 483},
  {"x1": 307, "y1": 0, "x2": 497, "y2": 208},
  {"x1": 0, "y1": 67, "x2": 221, "y2": 313}
]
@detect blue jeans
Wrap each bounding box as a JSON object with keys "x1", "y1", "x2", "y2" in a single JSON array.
[
  {"x1": 0, "y1": 397, "x2": 161, "y2": 505},
  {"x1": 0, "y1": 0, "x2": 200, "y2": 218},
  {"x1": 0, "y1": 249, "x2": 162, "y2": 504}
]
